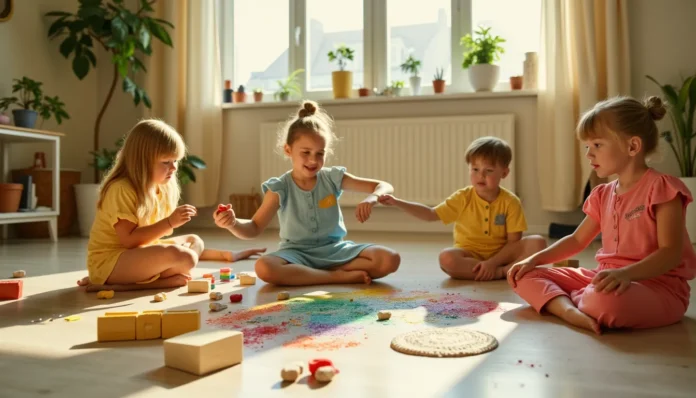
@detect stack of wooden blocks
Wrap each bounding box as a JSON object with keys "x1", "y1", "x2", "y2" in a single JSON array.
[{"x1": 97, "y1": 310, "x2": 200, "y2": 342}]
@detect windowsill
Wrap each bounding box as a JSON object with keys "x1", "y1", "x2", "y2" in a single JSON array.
[{"x1": 222, "y1": 89, "x2": 538, "y2": 110}]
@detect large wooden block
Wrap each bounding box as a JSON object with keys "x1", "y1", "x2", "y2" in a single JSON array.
[
  {"x1": 0, "y1": 280, "x2": 23, "y2": 300},
  {"x1": 188, "y1": 279, "x2": 210, "y2": 293},
  {"x1": 164, "y1": 329, "x2": 243, "y2": 375},
  {"x1": 162, "y1": 310, "x2": 200, "y2": 339},
  {"x1": 137, "y1": 311, "x2": 163, "y2": 340},
  {"x1": 238, "y1": 272, "x2": 256, "y2": 286},
  {"x1": 98, "y1": 312, "x2": 138, "y2": 342}
]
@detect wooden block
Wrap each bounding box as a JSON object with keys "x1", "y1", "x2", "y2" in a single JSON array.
[
  {"x1": 188, "y1": 279, "x2": 210, "y2": 293},
  {"x1": 98, "y1": 312, "x2": 138, "y2": 342},
  {"x1": 164, "y1": 329, "x2": 243, "y2": 376},
  {"x1": 238, "y1": 272, "x2": 256, "y2": 286},
  {"x1": 162, "y1": 310, "x2": 200, "y2": 339},
  {"x1": 0, "y1": 280, "x2": 23, "y2": 300},
  {"x1": 137, "y1": 312, "x2": 163, "y2": 340}
]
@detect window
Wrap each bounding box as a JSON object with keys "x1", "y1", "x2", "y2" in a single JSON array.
[
  {"x1": 231, "y1": 0, "x2": 289, "y2": 92},
  {"x1": 472, "y1": 0, "x2": 541, "y2": 83},
  {"x1": 387, "y1": 0, "x2": 451, "y2": 87},
  {"x1": 306, "y1": 0, "x2": 364, "y2": 91}
]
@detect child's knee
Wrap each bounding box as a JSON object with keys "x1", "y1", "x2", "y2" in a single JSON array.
[
  {"x1": 376, "y1": 250, "x2": 400, "y2": 276},
  {"x1": 438, "y1": 250, "x2": 457, "y2": 271},
  {"x1": 165, "y1": 246, "x2": 197, "y2": 270},
  {"x1": 254, "y1": 256, "x2": 275, "y2": 283},
  {"x1": 524, "y1": 235, "x2": 547, "y2": 252}
]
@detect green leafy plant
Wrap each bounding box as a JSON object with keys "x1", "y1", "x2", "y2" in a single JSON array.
[
  {"x1": 253, "y1": 88, "x2": 263, "y2": 94},
  {"x1": 274, "y1": 69, "x2": 304, "y2": 101},
  {"x1": 328, "y1": 44, "x2": 355, "y2": 71},
  {"x1": 0, "y1": 76, "x2": 70, "y2": 125},
  {"x1": 400, "y1": 55, "x2": 422, "y2": 77},
  {"x1": 460, "y1": 26, "x2": 505, "y2": 68},
  {"x1": 647, "y1": 73, "x2": 696, "y2": 177},
  {"x1": 433, "y1": 67, "x2": 445, "y2": 81},
  {"x1": 237, "y1": 85, "x2": 245, "y2": 93},
  {"x1": 91, "y1": 137, "x2": 207, "y2": 185},
  {"x1": 391, "y1": 80, "x2": 405, "y2": 89},
  {"x1": 45, "y1": 0, "x2": 176, "y2": 181}
]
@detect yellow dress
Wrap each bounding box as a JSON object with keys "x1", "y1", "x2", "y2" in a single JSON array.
[{"x1": 86, "y1": 178, "x2": 171, "y2": 284}]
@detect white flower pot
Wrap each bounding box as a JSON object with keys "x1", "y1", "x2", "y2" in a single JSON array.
[
  {"x1": 468, "y1": 64, "x2": 500, "y2": 92},
  {"x1": 409, "y1": 76, "x2": 421, "y2": 95},
  {"x1": 74, "y1": 183, "x2": 100, "y2": 237},
  {"x1": 679, "y1": 177, "x2": 696, "y2": 243}
]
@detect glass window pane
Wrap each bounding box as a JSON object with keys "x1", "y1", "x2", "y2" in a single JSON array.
[
  {"x1": 307, "y1": 0, "x2": 364, "y2": 91},
  {"x1": 234, "y1": 0, "x2": 289, "y2": 93},
  {"x1": 472, "y1": 0, "x2": 541, "y2": 83},
  {"x1": 388, "y1": 1, "x2": 451, "y2": 86}
]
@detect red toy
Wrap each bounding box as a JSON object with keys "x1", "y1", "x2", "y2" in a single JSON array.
[
  {"x1": 216, "y1": 204, "x2": 231, "y2": 214},
  {"x1": 229, "y1": 294, "x2": 243, "y2": 303},
  {"x1": 309, "y1": 358, "x2": 338, "y2": 376},
  {"x1": 0, "y1": 280, "x2": 23, "y2": 300}
]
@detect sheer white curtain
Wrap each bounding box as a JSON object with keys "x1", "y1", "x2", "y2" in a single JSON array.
[{"x1": 537, "y1": 0, "x2": 630, "y2": 211}]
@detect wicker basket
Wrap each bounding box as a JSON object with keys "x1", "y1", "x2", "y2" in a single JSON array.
[{"x1": 229, "y1": 189, "x2": 262, "y2": 219}]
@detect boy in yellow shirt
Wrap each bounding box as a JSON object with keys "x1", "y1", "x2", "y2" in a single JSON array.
[{"x1": 379, "y1": 136, "x2": 547, "y2": 281}]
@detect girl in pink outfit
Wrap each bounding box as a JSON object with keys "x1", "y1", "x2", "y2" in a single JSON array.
[{"x1": 508, "y1": 95, "x2": 696, "y2": 334}]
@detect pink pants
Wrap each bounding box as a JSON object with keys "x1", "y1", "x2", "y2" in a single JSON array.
[{"x1": 514, "y1": 264, "x2": 691, "y2": 329}]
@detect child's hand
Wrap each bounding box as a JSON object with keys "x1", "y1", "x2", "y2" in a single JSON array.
[
  {"x1": 507, "y1": 258, "x2": 537, "y2": 288},
  {"x1": 213, "y1": 203, "x2": 237, "y2": 229},
  {"x1": 592, "y1": 269, "x2": 631, "y2": 295},
  {"x1": 168, "y1": 205, "x2": 197, "y2": 228},
  {"x1": 378, "y1": 194, "x2": 398, "y2": 206},
  {"x1": 473, "y1": 261, "x2": 497, "y2": 281},
  {"x1": 356, "y1": 195, "x2": 377, "y2": 223}
]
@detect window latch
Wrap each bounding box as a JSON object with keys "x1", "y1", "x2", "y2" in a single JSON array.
[{"x1": 295, "y1": 26, "x2": 301, "y2": 46}]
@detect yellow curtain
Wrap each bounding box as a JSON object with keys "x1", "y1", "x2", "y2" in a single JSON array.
[
  {"x1": 537, "y1": 0, "x2": 630, "y2": 211},
  {"x1": 145, "y1": 0, "x2": 223, "y2": 208}
]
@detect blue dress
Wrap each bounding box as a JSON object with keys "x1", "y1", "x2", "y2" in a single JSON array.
[{"x1": 261, "y1": 166, "x2": 374, "y2": 269}]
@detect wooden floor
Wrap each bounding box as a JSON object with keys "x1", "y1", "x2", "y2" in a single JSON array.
[{"x1": 1, "y1": 229, "x2": 695, "y2": 398}]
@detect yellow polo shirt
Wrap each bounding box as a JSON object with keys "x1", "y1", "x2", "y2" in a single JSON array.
[{"x1": 434, "y1": 186, "x2": 527, "y2": 260}]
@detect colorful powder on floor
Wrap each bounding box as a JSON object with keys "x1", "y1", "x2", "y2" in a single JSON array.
[{"x1": 206, "y1": 289, "x2": 500, "y2": 351}]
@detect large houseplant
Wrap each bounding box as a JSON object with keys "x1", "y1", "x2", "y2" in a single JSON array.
[
  {"x1": 0, "y1": 76, "x2": 70, "y2": 129},
  {"x1": 647, "y1": 72, "x2": 696, "y2": 242},
  {"x1": 274, "y1": 69, "x2": 304, "y2": 102},
  {"x1": 461, "y1": 26, "x2": 505, "y2": 92},
  {"x1": 400, "y1": 55, "x2": 422, "y2": 96},
  {"x1": 328, "y1": 44, "x2": 354, "y2": 98}
]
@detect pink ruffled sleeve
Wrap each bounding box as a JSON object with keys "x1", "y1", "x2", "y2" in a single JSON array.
[
  {"x1": 647, "y1": 175, "x2": 694, "y2": 218},
  {"x1": 582, "y1": 184, "x2": 607, "y2": 223}
]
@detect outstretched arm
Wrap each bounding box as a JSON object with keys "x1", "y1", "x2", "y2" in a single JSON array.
[
  {"x1": 378, "y1": 195, "x2": 440, "y2": 222},
  {"x1": 341, "y1": 172, "x2": 394, "y2": 223},
  {"x1": 214, "y1": 191, "x2": 280, "y2": 239}
]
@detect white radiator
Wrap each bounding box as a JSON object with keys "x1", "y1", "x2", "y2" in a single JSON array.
[{"x1": 259, "y1": 114, "x2": 515, "y2": 206}]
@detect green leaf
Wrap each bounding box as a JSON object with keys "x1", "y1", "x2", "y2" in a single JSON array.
[
  {"x1": 59, "y1": 36, "x2": 77, "y2": 58},
  {"x1": 153, "y1": 18, "x2": 174, "y2": 29},
  {"x1": 133, "y1": 89, "x2": 141, "y2": 106},
  {"x1": 45, "y1": 11, "x2": 72, "y2": 17},
  {"x1": 678, "y1": 76, "x2": 693, "y2": 112},
  {"x1": 80, "y1": 34, "x2": 93, "y2": 47},
  {"x1": 111, "y1": 17, "x2": 127, "y2": 41},
  {"x1": 48, "y1": 18, "x2": 69, "y2": 38},
  {"x1": 132, "y1": 57, "x2": 147, "y2": 72},
  {"x1": 85, "y1": 49, "x2": 97, "y2": 66},
  {"x1": 72, "y1": 55, "x2": 90, "y2": 79},
  {"x1": 148, "y1": 20, "x2": 173, "y2": 47},
  {"x1": 77, "y1": 5, "x2": 104, "y2": 20},
  {"x1": 142, "y1": 90, "x2": 152, "y2": 108},
  {"x1": 79, "y1": 0, "x2": 102, "y2": 7},
  {"x1": 122, "y1": 77, "x2": 136, "y2": 94},
  {"x1": 185, "y1": 155, "x2": 206, "y2": 169},
  {"x1": 69, "y1": 19, "x2": 87, "y2": 34},
  {"x1": 178, "y1": 166, "x2": 196, "y2": 183},
  {"x1": 138, "y1": 25, "x2": 151, "y2": 51},
  {"x1": 140, "y1": 0, "x2": 154, "y2": 12}
]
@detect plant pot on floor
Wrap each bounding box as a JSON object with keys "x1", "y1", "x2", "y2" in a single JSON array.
[
  {"x1": 331, "y1": 71, "x2": 353, "y2": 99},
  {"x1": 409, "y1": 76, "x2": 422, "y2": 95},
  {"x1": 680, "y1": 177, "x2": 696, "y2": 243},
  {"x1": 12, "y1": 109, "x2": 38, "y2": 129},
  {"x1": 74, "y1": 183, "x2": 100, "y2": 237},
  {"x1": 468, "y1": 64, "x2": 500, "y2": 92},
  {"x1": 0, "y1": 183, "x2": 23, "y2": 212}
]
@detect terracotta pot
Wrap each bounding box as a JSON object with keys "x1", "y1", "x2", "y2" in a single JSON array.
[
  {"x1": 433, "y1": 80, "x2": 445, "y2": 94},
  {"x1": 510, "y1": 76, "x2": 523, "y2": 90},
  {"x1": 358, "y1": 88, "x2": 369, "y2": 97},
  {"x1": 233, "y1": 92, "x2": 247, "y2": 103},
  {"x1": 0, "y1": 183, "x2": 23, "y2": 213},
  {"x1": 253, "y1": 92, "x2": 263, "y2": 102}
]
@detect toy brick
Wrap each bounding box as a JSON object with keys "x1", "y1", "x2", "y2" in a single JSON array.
[
  {"x1": 98, "y1": 312, "x2": 138, "y2": 342},
  {"x1": 137, "y1": 311, "x2": 163, "y2": 340},
  {"x1": 164, "y1": 329, "x2": 243, "y2": 375},
  {"x1": 238, "y1": 272, "x2": 256, "y2": 286},
  {"x1": 187, "y1": 279, "x2": 210, "y2": 293},
  {"x1": 0, "y1": 280, "x2": 23, "y2": 300},
  {"x1": 162, "y1": 310, "x2": 201, "y2": 339}
]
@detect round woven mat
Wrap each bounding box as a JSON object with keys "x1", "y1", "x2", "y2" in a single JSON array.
[{"x1": 390, "y1": 327, "x2": 498, "y2": 358}]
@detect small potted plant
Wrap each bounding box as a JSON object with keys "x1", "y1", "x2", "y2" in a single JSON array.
[
  {"x1": 400, "y1": 55, "x2": 422, "y2": 95},
  {"x1": 391, "y1": 81, "x2": 405, "y2": 97},
  {"x1": 358, "y1": 87, "x2": 370, "y2": 97},
  {"x1": 509, "y1": 75, "x2": 523, "y2": 90},
  {"x1": 253, "y1": 88, "x2": 263, "y2": 103},
  {"x1": 433, "y1": 67, "x2": 446, "y2": 94},
  {"x1": 233, "y1": 85, "x2": 246, "y2": 103},
  {"x1": 274, "y1": 69, "x2": 304, "y2": 102},
  {"x1": 0, "y1": 76, "x2": 70, "y2": 129},
  {"x1": 328, "y1": 44, "x2": 355, "y2": 99},
  {"x1": 461, "y1": 26, "x2": 505, "y2": 92}
]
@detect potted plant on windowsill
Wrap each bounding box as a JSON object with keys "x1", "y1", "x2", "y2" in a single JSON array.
[
  {"x1": 433, "y1": 67, "x2": 445, "y2": 94},
  {"x1": 0, "y1": 76, "x2": 70, "y2": 129},
  {"x1": 328, "y1": 44, "x2": 355, "y2": 99},
  {"x1": 253, "y1": 88, "x2": 263, "y2": 103},
  {"x1": 274, "y1": 69, "x2": 304, "y2": 102},
  {"x1": 233, "y1": 85, "x2": 246, "y2": 103},
  {"x1": 647, "y1": 72, "x2": 696, "y2": 242},
  {"x1": 391, "y1": 81, "x2": 404, "y2": 97},
  {"x1": 400, "y1": 55, "x2": 422, "y2": 96},
  {"x1": 461, "y1": 26, "x2": 505, "y2": 92}
]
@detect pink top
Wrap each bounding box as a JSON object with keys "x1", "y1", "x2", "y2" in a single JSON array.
[{"x1": 582, "y1": 168, "x2": 696, "y2": 280}]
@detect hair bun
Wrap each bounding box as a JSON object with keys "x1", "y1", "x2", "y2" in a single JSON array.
[
  {"x1": 298, "y1": 101, "x2": 318, "y2": 118},
  {"x1": 644, "y1": 96, "x2": 667, "y2": 121}
]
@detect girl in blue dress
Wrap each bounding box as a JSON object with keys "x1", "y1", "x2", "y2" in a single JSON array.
[{"x1": 214, "y1": 100, "x2": 401, "y2": 286}]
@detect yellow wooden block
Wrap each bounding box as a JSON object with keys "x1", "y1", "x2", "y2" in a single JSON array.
[
  {"x1": 164, "y1": 329, "x2": 243, "y2": 375},
  {"x1": 187, "y1": 279, "x2": 210, "y2": 293},
  {"x1": 98, "y1": 312, "x2": 138, "y2": 342},
  {"x1": 238, "y1": 272, "x2": 256, "y2": 286},
  {"x1": 162, "y1": 310, "x2": 201, "y2": 339},
  {"x1": 137, "y1": 312, "x2": 162, "y2": 340}
]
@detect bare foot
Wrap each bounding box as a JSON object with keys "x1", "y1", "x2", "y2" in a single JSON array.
[
  {"x1": 334, "y1": 270, "x2": 371, "y2": 285},
  {"x1": 231, "y1": 248, "x2": 268, "y2": 262},
  {"x1": 83, "y1": 274, "x2": 189, "y2": 292},
  {"x1": 560, "y1": 307, "x2": 602, "y2": 335},
  {"x1": 77, "y1": 276, "x2": 90, "y2": 286}
]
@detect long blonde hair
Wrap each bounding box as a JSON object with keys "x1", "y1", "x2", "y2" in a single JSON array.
[{"x1": 98, "y1": 119, "x2": 186, "y2": 223}]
